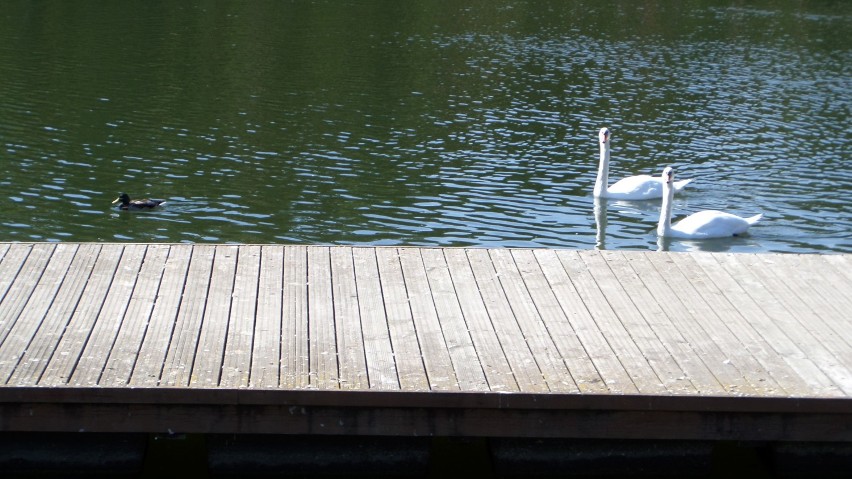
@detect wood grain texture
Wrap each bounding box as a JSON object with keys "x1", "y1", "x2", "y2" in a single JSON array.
[{"x1": 0, "y1": 243, "x2": 849, "y2": 442}]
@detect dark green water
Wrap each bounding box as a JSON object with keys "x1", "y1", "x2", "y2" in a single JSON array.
[{"x1": 1, "y1": 0, "x2": 850, "y2": 253}]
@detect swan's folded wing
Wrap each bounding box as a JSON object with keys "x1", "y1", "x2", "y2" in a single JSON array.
[
  {"x1": 606, "y1": 175, "x2": 664, "y2": 200},
  {"x1": 673, "y1": 210, "x2": 754, "y2": 238}
]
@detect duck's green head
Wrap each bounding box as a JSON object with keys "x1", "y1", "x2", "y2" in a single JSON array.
[{"x1": 112, "y1": 193, "x2": 130, "y2": 205}]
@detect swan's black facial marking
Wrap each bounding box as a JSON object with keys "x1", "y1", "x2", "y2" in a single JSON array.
[{"x1": 599, "y1": 127, "x2": 611, "y2": 144}]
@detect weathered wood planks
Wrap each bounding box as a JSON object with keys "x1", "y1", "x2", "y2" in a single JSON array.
[
  {"x1": 0, "y1": 243, "x2": 849, "y2": 398},
  {"x1": 0, "y1": 243, "x2": 850, "y2": 441}
]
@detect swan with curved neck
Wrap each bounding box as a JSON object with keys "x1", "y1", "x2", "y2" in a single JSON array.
[
  {"x1": 657, "y1": 166, "x2": 761, "y2": 239},
  {"x1": 593, "y1": 127, "x2": 692, "y2": 200}
]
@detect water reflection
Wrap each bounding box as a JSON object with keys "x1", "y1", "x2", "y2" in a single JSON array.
[
  {"x1": 0, "y1": 0, "x2": 849, "y2": 253},
  {"x1": 656, "y1": 235, "x2": 761, "y2": 254},
  {"x1": 593, "y1": 197, "x2": 607, "y2": 250}
]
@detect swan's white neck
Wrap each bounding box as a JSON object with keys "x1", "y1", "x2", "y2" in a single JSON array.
[
  {"x1": 593, "y1": 139, "x2": 610, "y2": 197},
  {"x1": 657, "y1": 179, "x2": 674, "y2": 236}
]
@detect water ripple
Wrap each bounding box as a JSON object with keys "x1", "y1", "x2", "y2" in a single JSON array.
[{"x1": 0, "y1": 0, "x2": 849, "y2": 253}]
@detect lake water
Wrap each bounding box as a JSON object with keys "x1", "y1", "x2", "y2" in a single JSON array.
[{"x1": 1, "y1": 0, "x2": 850, "y2": 254}]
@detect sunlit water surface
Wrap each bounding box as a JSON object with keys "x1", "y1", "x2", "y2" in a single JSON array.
[{"x1": 1, "y1": 0, "x2": 850, "y2": 253}]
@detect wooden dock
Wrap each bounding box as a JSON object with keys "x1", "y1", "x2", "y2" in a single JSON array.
[{"x1": 0, "y1": 242, "x2": 850, "y2": 442}]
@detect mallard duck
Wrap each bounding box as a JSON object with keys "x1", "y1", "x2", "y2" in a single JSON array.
[
  {"x1": 594, "y1": 127, "x2": 693, "y2": 200},
  {"x1": 112, "y1": 193, "x2": 167, "y2": 210}
]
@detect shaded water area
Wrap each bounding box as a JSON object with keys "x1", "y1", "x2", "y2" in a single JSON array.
[{"x1": 1, "y1": 0, "x2": 850, "y2": 253}]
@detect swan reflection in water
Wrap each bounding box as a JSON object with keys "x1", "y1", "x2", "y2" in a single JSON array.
[
  {"x1": 656, "y1": 235, "x2": 758, "y2": 253},
  {"x1": 593, "y1": 197, "x2": 608, "y2": 250},
  {"x1": 593, "y1": 196, "x2": 659, "y2": 251}
]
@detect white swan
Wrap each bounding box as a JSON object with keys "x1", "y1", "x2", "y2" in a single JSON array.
[
  {"x1": 657, "y1": 166, "x2": 762, "y2": 239},
  {"x1": 593, "y1": 127, "x2": 692, "y2": 200}
]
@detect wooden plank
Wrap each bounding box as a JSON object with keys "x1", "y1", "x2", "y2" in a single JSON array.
[
  {"x1": 420, "y1": 248, "x2": 489, "y2": 391},
  {"x1": 618, "y1": 252, "x2": 756, "y2": 395},
  {"x1": 712, "y1": 253, "x2": 850, "y2": 394},
  {"x1": 71, "y1": 245, "x2": 150, "y2": 386},
  {"x1": 352, "y1": 247, "x2": 399, "y2": 390},
  {"x1": 645, "y1": 252, "x2": 786, "y2": 396},
  {"x1": 466, "y1": 248, "x2": 546, "y2": 392},
  {"x1": 277, "y1": 245, "x2": 308, "y2": 389},
  {"x1": 307, "y1": 246, "x2": 339, "y2": 389},
  {"x1": 129, "y1": 245, "x2": 192, "y2": 387},
  {"x1": 511, "y1": 249, "x2": 598, "y2": 393},
  {"x1": 442, "y1": 248, "x2": 519, "y2": 392},
  {"x1": 730, "y1": 254, "x2": 852, "y2": 363},
  {"x1": 489, "y1": 249, "x2": 577, "y2": 393},
  {"x1": 191, "y1": 245, "x2": 238, "y2": 387},
  {"x1": 330, "y1": 247, "x2": 368, "y2": 390},
  {"x1": 38, "y1": 244, "x2": 124, "y2": 386},
  {"x1": 540, "y1": 249, "x2": 636, "y2": 393},
  {"x1": 160, "y1": 244, "x2": 215, "y2": 387},
  {"x1": 806, "y1": 256, "x2": 852, "y2": 350},
  {"x1": 397, "y1": 248, "x2": 458, "y2": 391},
  {"x1": 746, "y1": 254, "x2": 851, "y2": 355},
  {"x1": 249, "y1": 245, "x2": 284, "y2": 388},
  {"x1": 822, "y1": 254, "x2": 852, "y2": 283},
  {"x1": 375, "y1": 247, "x2": 429, "y2": 390},
  {"x1": 577, "y1": 250, "x2": 690, "y2": 395},
  {"x1": 0, "y1": 244, "x2": 53, "y2": 348},
  {"x1": 94, "y1": 245, "x2": 167, "y2": 386},
  {"x1": 7, "y1": 244, "x2": 101, "y2": 385},
  {"x1": 0, "y1": 244, "x2": 78, "y2": 383},
  {"x1": 0, "y1": 243, "x2": 31, "y2": 306},
  {"x1": 0, "y1": 243, "x2": 846, "y2": 411},
  {"x1": 809, "y1": 254, "x2": 852, "y2": 305},
  {"x1": 0, "y1": 244, "x2": 43, "y2": 381},
  {"x1": 715, "y1": 253, "x2": 852, "y2": 394},
  {"x1": 570, "y1": 250, "x2": 671, "y2": 394},
  {"x1": 662, "y1": 253, "x2": 800, "y2": 396},
  {"x1": 641, "y1": 252, "x2": 772, "y2": 395},
  {"x1": 597, "y1": 250, "x2": 723, "y2": 395},
  {"x1": 219, "y1": 245, "x2": 260, "y2": 388},
  {"x1": 689, "y1": 253, "x2": 843, "y2": 397},
  {"x1": 756, "y1": 254, "x2": 852, "y2": 349}
]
